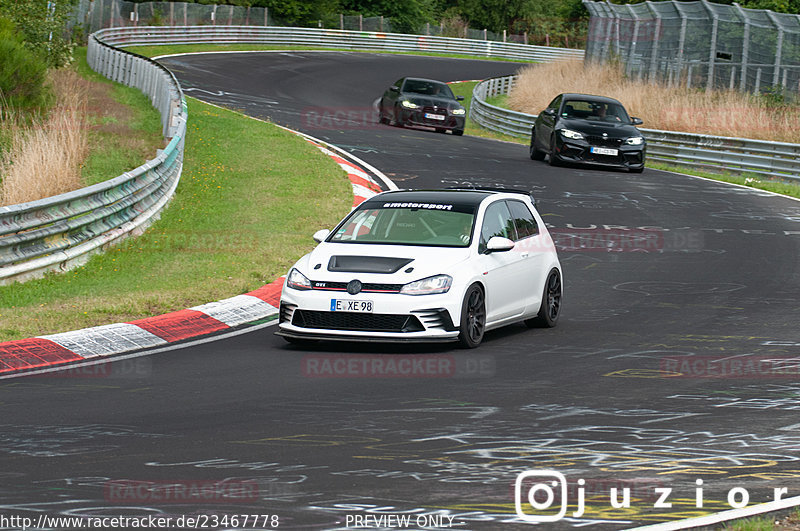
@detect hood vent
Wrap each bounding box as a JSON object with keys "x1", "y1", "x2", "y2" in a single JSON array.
[{"x1": 328, "y1": 256, "x2": 414, "y2": 274}]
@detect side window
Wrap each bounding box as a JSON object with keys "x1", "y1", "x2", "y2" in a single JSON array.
[
  {"x1": 479, "y1": 202, "x2": 517, "y2": 253},
  {"x1": 547, "y1": 95, "x2": 562, "y2": 111},
  {"x1": 507, "y1": 200, "x2": 539, "y2": 240}
]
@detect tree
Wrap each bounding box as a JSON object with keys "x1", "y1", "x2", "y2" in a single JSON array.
[{"x1": 0, "y1": 0, "x2": 77, "y2": 67}]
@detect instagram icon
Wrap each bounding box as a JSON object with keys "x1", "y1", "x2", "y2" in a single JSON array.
[{"x1": 515, "y1": 470, "x2": 568, "y2": 522}]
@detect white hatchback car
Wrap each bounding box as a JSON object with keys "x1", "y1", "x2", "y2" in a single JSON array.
[{"x1": 276, "y1": 188, "x2": 562, "y2": 348}]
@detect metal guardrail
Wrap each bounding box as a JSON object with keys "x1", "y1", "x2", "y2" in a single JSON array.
[
  {"x1": 470, "y1": 75, "x2": 800, "y2": 181},
  {"x1": 0, "y1": 33, "x2": 186, "y2": 285},
  {"x1": 92, "y1": 25, "x2": 585, "y2": 63}
]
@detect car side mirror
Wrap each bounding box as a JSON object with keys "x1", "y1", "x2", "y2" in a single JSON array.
[
  {"x1": 543, "y1": 108, "x2": 556, "y2": 117},
  {"x1": 312, "y1": 229, "x2": 331, "y2": 243},
  {"x1": 486, "y1": 236, "x2": 515, "y2": 253},
  {"x1": 456, "y1": 95, "x2": 464, "y2": 101},
  {"x1": 389, "y1": 86, "x2": 399, "y2": 92},
  {"x1": 631, "y1": 117, "x2": 643, "y2": 125}
]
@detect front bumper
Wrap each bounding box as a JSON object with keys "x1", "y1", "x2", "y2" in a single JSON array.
[
  {"x1": 553, "y1": 135, "x2": 646, "y2": 170},
  {"x1": 399, "y1": 109, "x2": 465, "y2": 131},
  {"x1": 278, "y1": 288, "x2": 461, "y2": 343}
]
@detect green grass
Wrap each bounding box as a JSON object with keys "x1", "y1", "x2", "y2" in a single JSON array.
[
  {"x1": 721, "y1": 506, "x2": 800, "y2": 530},
  {"x1": 448, "y1": 81, "x2": 526, "y2": 144},
  {"x1": 124, "y1": 43, "x2": 536, "y2": 63},
  {"x1": 73, "y1": 47, "x2": 165, "y2": 186},
  {"x1": 0, "y1": 98, "x2": 351, "y2": 341}
]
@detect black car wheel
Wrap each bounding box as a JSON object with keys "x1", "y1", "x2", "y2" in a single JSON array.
[
  {"x1": 378, "y1": 103, "x2": 389, "y2": 125},
  {"x1": 525, "y1": 269, "x2": 562, "y2": 328},
  {"x1": 391, "y1": 105, "x2": 404, "y2": 127},
  {"x1": 530, "y1": 128, "x2": 545, "y2": 160},
  {"x1": 547, "y1": 135, "x2": 561, "y2": 166},
  {"x1": 453, "y1": 129, "x2": 464, "y2": 136},
  {"x1": 458, "y1": 284, "x2": 486, "y2": 348}
]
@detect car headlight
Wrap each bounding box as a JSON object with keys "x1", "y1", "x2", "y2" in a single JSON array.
[
  {"x1": 401, "y1": 100, "x2": 418, "y2": 109},
  {"x1": 625, "y1": 136, "x2": 644, "y2": 145},
  {"x1": 287, "y1": 268, "x2": 312, "y2": 290},
  {"x1": 451, "y1": 108, "x2": 466, "y2": 115},
  {"x1": 559, "y1": 129, "x2": 583, "y2": 140},
  {"x1": 400, "y1": 274, "x2": 452, "y2": 295}
]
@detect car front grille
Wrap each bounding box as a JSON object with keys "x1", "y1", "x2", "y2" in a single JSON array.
[
  {"x1": 586, "y1": 135, "x2": 623, "y2": 148},
  {"x1": 292, "y1": 310, "x2": 424, "y2": 332},
  {"x1": 310, "y1": 281, "x2": 403, "y2": 293}
]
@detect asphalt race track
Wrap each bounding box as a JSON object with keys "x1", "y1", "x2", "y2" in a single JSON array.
[{"x1": 1, "y1": 51, "x2": 800, "y2": 530}]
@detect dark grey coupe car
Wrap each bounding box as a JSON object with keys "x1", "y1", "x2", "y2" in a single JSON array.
[
  {"x1": 530, "y1": 93, "x2": 646, "y2": 173},
  {"x1": 379, "y1": 77, "x2": 466, "y2": 135}
]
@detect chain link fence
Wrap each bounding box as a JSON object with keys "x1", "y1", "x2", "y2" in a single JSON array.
[{"x1": 583, "y1": 0, "x2": 800, "y2": 97}]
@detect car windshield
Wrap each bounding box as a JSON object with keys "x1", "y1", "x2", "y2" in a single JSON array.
[
  {"x1": 330, "y1": 202, "x2": 476, "y2": 247},
  {"x1": 561, "y1": 100, "x2": 630, "y2": 123},
  {"x1": 402, "y1": 79, "x2": 455, "y2": 99}
]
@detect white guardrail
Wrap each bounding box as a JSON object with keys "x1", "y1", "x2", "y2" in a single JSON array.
[
  {"x1": 0, "y1": 33, "x2": 187, "y2": 285},
  {"x1": 0, "y1": 26, "x2": 580, "y2": 285},
  {"x1": 470, "y1": 75, "x2": 800, "y2": 181}
]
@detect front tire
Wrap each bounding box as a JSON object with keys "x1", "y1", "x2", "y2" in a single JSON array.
[
  {"x1": 453, "y1": 129, "x2": 464, "y2": 136},
  {"x1": 525, "y1": 269, "x2": 562, "y2": 328},
  {"x1": 530, "y1": 128, "x2": 545, "y2": 160},
  {"x1": 548, "y1": 135, "x2": 561, "y2": 166},
  {"x1": 458, "y1": 284, "x2": 486, "y2": 348}
]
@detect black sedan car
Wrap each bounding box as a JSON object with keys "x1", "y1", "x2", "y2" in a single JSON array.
[
  {"x1": 530, "y1": 93, "x2": 646, "y2": 172},
  {"x1": 379, "y1": 77, "x2": 466, "y2": 135}
]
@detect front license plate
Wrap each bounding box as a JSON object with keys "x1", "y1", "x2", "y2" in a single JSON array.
[
  {"x1": 425, "y1": 113, "x2": 446, "y2": 121},
  {"x1": 590, "y1": 147, "x2": 618, "y2": 156},
  {"x1": 330, "y1": 299, "x2": 373, "y2": 313}
]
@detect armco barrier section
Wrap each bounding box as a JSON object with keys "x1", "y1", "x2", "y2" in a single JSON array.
[
  {"x1": 470, "y1": 75, "x2": 800, "y2": 181},
  {"x1": 91, "y1": 25, "x2": 585, "y2": 63},
  {"x1": 0, "y1": 34, "x2": 187, "y2": 285}
]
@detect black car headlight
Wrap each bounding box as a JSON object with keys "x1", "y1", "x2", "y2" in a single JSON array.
[
  {"x1": 451, "y1": 108, "x2": 466, "y2": 115},
  {"x1": 625, "y1": 136, "x2": 645, "y2": 145},
  {"x1": 401, "y1": 100, "x2": 419, "y2": 109},
  {"x1": 559, "y1": 129, "x2": 584, "y2": 140},
  {"x1": 287, "y1": 268, "x2": 312, "y2": 290}
]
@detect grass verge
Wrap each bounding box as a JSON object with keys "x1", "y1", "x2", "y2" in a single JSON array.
[
  {"x1": 0, "y1": 97, "x2": 351, "y2": 342},
  {"x1": 124, "y1": 44, "x2": 535, "y2": 63},
  {"x1": 722, "y1": 506, "x2": 800, "y2": 530},
  {"x1": 72, "y1": 48, "x2": 165, "y2": 187}
]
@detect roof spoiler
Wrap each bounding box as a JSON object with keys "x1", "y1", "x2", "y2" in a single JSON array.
[{"x1": 444, "y1": 186, "x2": 537, "y2": 206}]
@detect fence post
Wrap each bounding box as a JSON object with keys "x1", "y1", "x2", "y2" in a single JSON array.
[
  {"x1": 646, "y1": 2, "x2": 662, "y2": 83},
  {"x1": 359, "y1": 14, "x2": 362, "y2": 31},
  {"x1": 265, "y1": 7, "x2": 268, "y2": 26},
  {"x1": 765, "y1": 10, "x2": 784, "y2": 87},
  {"x1": 340, "y1": 13, "x2": 343, "y2": 30},
  {"x1": 503, "y1": 29, "x2": 506, "y2": 42},
  {"x1": 380, "y1": 16, "x2": 383, "y2": 32},
  {"x1": 228, "y1": 5, "x2": 233, "y2": 25},
  {"x1": 626, "y1": 4, "x2": 640, "y2": 78},
  {"x1": 673, "y1": 1, "x2": 688, "y2": 86},
  {"x1": 169, "y1": 2, "x2": 173, "y2": 26},
  {"x1": 483, "y1": 28, "x2": 487, "y2": 40},
  {"x1": 734, "y1": 4, "x2": 750, "y2": 91},
  {"x1": 702, "y1": 0, "x2": 719, "y2": 91},
  {"x1": 426, "y1": 22, "x2": 430, "y2": 35},
  {"x1": 183, "y1": 2, "x2": 187, "y2": 26},
  {"x1": 211, "y1": 4, "x2": 216, "y2": 25}
]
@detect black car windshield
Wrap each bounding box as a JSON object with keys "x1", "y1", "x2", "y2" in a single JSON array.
[
  {"x1": 402, "y1": 79, "x2": 455, "y2": 99},
  {"x1": 330, "y1": 202, "x2": 476, "y2": 247},
  {"x1": 562, "y1": 100, "x2": 631, "y2": 123}
]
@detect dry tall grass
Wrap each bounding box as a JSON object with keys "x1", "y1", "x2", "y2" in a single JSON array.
[
  {"x1": 508, "y1": 59, "x2": 800, "y2": 143},
  {"x1": 0, "y1": 69, "x2": 89, "y2": 206}
]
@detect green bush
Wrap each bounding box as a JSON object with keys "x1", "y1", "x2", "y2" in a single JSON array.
[{"x1": 0, "y1": 17, "x2": 51, "y2": 117}]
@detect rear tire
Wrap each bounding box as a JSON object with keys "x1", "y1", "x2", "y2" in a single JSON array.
[
  {"x1": 525, "y1": 269, "x2": 562, "y2": 328},
  {"x1": 458, "y1": 284, "x2": 486, "y2": 348}
]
